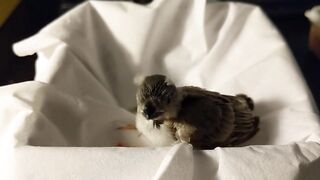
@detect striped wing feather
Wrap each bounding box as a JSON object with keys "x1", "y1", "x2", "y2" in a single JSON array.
[{"x1": 175, "y1": 86, "x2": 258, "y2": 149}]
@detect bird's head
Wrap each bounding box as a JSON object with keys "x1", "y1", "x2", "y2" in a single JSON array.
[{"x1": 136, "y1": 74, "x2": 179, "y2": 121}]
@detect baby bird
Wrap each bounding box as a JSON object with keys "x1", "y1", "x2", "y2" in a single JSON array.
[{"x1": 135, "y1": 74, "x2": 259, "y2": 149}]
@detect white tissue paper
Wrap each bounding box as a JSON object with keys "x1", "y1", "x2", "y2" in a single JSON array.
[{"x1": 0, "y1": 0, "x2": 320, "y2": 179}]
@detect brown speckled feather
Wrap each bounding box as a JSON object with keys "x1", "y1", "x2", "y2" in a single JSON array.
[{"x1": 166, "y1": 86, "x2": 259, "y2": 149}]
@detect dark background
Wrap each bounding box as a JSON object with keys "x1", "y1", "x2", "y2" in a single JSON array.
[{"x1": 0, "y1": 0, "x2": 319, "y2": 108}]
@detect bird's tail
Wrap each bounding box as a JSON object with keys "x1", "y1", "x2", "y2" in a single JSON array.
[
  {"x1": 222, "y1": 94, "x2": 259, "y2": 146},
  {"x1": 235, "y1": 94, "x2": 254, "y2": 110},
  {"x1": 227, "y1": 116, "x2": 260, "y2": 146}
]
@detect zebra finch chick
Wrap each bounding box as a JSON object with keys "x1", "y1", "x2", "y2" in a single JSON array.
[{"x1": 135, "y1": 74, "x2": 259, "y2": 149}]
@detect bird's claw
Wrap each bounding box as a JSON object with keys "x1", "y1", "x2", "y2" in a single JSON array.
[{"x1": 117, "y1": 124, "x2": 137, "y2": 130}]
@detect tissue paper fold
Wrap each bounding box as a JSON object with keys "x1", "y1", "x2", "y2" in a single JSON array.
[{"x1": 0, "y1": 0, "x2": 319, "y2": 179}]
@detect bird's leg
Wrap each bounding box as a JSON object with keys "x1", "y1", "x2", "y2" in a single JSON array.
[
  {"x1": 117, "y1": 124, "x2": 137, "y2": 130},
  {"x1": 175, "y1": 124, "x2": 196, "y2": 143},
  {"x1": 180, "y1": 136, "x2": 191, "y2": 143}
]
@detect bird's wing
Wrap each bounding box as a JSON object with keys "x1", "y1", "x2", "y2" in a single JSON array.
[
  {"x1": 220, "y1": 95, "x2": 259, "y2": 146},
  {"x1": 178, "y1": 87, "x2": 259, "y2": 148},
  {"x1": 177, "y1": 87, "x2": 235, "y2": 148}
]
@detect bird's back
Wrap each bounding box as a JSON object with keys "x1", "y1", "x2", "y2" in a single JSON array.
[{"x1": 174, "y1": 86, "x2": 259, "y2": 149}]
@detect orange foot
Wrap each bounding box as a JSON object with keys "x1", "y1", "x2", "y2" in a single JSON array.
[{"x1": 117, "y1": 124, "x2": 136, "y2": 130}]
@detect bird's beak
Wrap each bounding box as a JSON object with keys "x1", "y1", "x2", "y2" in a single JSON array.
[{"x1": 143, "y1": 111, "x2": 164, "y2": 120}]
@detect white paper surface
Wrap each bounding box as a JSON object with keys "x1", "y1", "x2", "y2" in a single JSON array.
[{"x1": 0, "y1": 0, "x2": 319, "y2": 179}]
